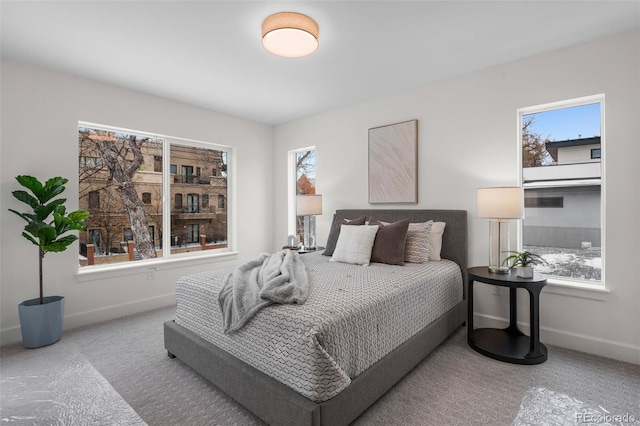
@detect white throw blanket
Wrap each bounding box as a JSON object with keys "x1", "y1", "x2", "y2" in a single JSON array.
[{"x1": 218, "y1": 250, "x2": 309, "y2": 334}]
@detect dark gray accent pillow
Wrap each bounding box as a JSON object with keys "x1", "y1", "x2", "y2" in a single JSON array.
[
  {"x1": 369, "y1": 218, "x2": 410, "y2": 265},
  {"x1": 323, "y1": 215, "x2": 366, "y2": 256}
]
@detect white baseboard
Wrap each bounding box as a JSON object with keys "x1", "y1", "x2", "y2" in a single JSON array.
[
  {"x1": 474, "y1": 313, "x2": 640, "y2": 365},
  {"x1": 0, "y1": 293, "x2": 175, "y2": 347}
]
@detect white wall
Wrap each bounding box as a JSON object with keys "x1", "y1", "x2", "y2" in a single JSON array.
[
  {"x1": 558, "y1": 144, "x2": 600, "y2": 164},
  {"x1": 273, "y1": 30, "x2": 640, "y2": 364},
  {"x1": 0, "y1": 60, "x2": 274, "y2": 345}
]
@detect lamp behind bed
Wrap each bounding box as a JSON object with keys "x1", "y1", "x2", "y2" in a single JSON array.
[{"x1": 296, "y1": 194, "x2": 323, "y2": 250}]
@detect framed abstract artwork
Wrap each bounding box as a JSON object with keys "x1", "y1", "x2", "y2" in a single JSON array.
[{"x1": 368, "y1": 119, "x2": 418, "y2": 203}]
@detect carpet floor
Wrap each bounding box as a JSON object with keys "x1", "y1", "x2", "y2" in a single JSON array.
[{"x1": 1, "y1": 306, "x2": 639, "y2": 425}]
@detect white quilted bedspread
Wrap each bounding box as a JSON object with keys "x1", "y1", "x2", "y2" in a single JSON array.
[{"x1": 175, "y1": 252, "x2": 462, "y2": 402}]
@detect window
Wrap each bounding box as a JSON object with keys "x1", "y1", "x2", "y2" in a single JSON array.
[
  {"x1": 88, "y1": 191, "x2": 100, "y2": 209},
  {"x1": 181, "y1": 165, "x2": 193, "y2": 183},
  {"x1": 78, "y1": 123, "x2": 230, "y2": 268},
  {"x1": 217, "y1": 194, "x2": 225, "y2": 209},
  {"x1": 80, "y1": 156, "x2": 103, "y2": 169},
  {"x1": 519, "y1": 96, "x2": 603, "y2": 284},
  {"x1": 187, "y1": 193, "x2": 199, "y2": 213},
  {"x1": 524, "y1": 196, "x2": 563, "y2": 208},
  {"x1": 170, "y1": 144, "x2": 227, "y2": 254},
  {"x1": 187, "y1": 224, "x2": 200, "y2": 244},
  {"x1": 293, "y1": 149, "x2": 316, "y2": 242},
  {"x1": 212, "y1": 168, "x2": 217, "y2": 177}
]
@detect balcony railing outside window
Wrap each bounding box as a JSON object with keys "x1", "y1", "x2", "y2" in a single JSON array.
[{"x1": 173, "y1": 174, "x2": 211, "y2": 185}]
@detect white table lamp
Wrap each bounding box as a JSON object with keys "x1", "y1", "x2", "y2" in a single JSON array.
[
  {"x1": 296, "y1": 194, "x2": 323, "y2": 250},
  {"x1": 477, "y1": 187, "x2": 524, "y2": 273}
]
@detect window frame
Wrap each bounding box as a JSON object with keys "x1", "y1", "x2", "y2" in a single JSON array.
[
  {"x1": 77, "y1": 121, "x2": 237, "y2": 278},
  {"x1": 517, "y1": 94, "x2": 606, "y2": 289}
]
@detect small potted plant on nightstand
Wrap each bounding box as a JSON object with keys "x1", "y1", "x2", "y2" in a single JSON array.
[
  {"x1": 8, "y1": 175, "x2": 89, "y2": 348},
  {"x1": 503, "y1": 250, "x2": 548, "y2": 278}
]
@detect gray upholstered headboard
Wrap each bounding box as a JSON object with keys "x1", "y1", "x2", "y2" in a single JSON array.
[{"x1": 335, "y1": 209, "x2": 468, "y2": 293}]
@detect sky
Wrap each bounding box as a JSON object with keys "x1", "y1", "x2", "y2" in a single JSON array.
[{"x1": 524, "y1": 102, "x2": 601, "y2": 141}]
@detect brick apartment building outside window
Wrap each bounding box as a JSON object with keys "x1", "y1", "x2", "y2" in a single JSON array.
[{"x1": 78, "y1": 123, "x2": 230, "y2": 267}]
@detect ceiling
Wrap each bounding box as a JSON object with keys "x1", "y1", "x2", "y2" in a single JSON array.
[{"x1": 2, "y1": 1, "x2": 639, "y2": 125}]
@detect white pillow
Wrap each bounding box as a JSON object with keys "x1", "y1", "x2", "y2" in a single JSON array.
[
  {"x1": 331, "y1": 224, "x2": 379, "y2": 266},
  {"x1": 405, "y1": 220, "x2": 433, "y2": 263},
  {"x1": 429, "y1": 222, "x2": 446, "y2": 260}
]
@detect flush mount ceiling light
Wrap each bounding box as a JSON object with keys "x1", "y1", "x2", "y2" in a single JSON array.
[{"x1": 262, "y1": 12, "x2": 319, "y2": 58}]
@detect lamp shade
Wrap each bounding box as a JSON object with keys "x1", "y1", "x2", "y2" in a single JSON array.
[
  {"x1": 476, "y1": 187, "x2": 524, "y2": 219},
  {"x1": 296, "y1": 194, "x2": 322, "y2": 216},
  {"x1": 262, "y1": 12, "x2": 319, "y2": 58}
]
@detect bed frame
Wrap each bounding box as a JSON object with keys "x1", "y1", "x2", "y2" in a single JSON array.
[{"x1": 164, "y1": 209, "x2": 467, "y2": 426}]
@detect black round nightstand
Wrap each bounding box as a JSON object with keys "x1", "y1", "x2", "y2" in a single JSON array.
[{"x1": 467, "y1": 266, "x2": 548, "y2": 365}]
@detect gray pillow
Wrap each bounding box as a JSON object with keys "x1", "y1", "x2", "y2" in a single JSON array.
[
  {"x1": 369, "y1": 218, "x2": 410, "y2": 265},
  {"x1": 323, "y1": 214, "x2": 366, "y2": 256}
]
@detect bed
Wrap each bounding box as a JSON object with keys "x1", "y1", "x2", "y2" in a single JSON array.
[{"x1": 164, "y1": 209, "x2": 467, "y2": 426}]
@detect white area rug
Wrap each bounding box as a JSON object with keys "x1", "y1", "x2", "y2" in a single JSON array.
[
  {"x1": 512, "y1": 387, "x2": 633, "y2": 426},
  {"x1": 1, "y1": 341, "x2": 146, "y2": 425}
]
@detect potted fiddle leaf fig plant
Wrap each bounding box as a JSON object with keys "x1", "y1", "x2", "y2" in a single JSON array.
[
  {"x1": 502, "y1": 250, "x2": 548, "y2": 278},
  {"x1": 8, "y1": 175, "x2": 90, "y2": 348}
]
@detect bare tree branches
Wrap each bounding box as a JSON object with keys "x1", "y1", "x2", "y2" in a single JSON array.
[
  {"x1": 79, "y1": 129, "x2": 157, "y2": 259},
  {"x1": 522, "y1": 116, "x2": 555, "y2": 167}
]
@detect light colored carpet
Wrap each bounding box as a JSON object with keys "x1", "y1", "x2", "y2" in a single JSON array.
[{"x1": 1, "y1": 306, "x2": 639, "y2": 425}]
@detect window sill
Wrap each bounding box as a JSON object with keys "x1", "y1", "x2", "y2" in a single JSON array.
[
  {"x1": 76, "y1": 250, "x2": 238, "y2": 282},
  {"x1": 542, "y1": 277, "x2": 610, "y2": 301}
]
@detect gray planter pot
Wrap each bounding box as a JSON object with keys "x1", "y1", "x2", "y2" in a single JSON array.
[
  {"x1": 516, "y1": 266, "x2": 534, "y2": 278},
  {"x1": 18, "y1": 296, "x2": 65, "y2": 349}
]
